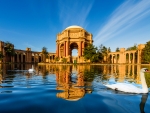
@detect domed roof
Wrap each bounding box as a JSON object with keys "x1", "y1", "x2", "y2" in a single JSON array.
[{"x1": 65, "y1": 25, "x2": 83, "y2": 30}]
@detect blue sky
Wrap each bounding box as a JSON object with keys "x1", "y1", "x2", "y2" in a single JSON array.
[{"x1": 0, "y1": 0, "x2": 150, "y2": 53}]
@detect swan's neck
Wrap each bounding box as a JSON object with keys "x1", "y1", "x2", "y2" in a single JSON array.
[
  {"x1": 32, "y1": 65, "x2": 34, "y2": 69},
  {"x1": 140, "y1": 72, "x2": 148, "y2": 93}
]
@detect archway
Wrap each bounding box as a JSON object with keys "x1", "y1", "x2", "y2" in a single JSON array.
[
  {"x1": 70, "y1": 42, "x2": 78, "y2": 63},
  {"x1": 56, "y1": 25, "x2": 93, "y2": 63}
]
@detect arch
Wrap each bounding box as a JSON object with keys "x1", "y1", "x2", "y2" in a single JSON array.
[
  {"x1": 70, "y1": 42, "x2": 78, "y2": 56},
  {"x1": 116, "y1": 54, "x2": 119, "y2": 63},
  {"x1": 56, "y1": 25, "x2": 93, "y2": 63},
  {"x1": 126, "y1": 53, "x2": 129, "y2": 63}
]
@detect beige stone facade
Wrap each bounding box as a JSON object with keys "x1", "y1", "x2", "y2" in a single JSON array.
[
  {"x1": 56, "y1": 25, "x2": 93, "y2": 63},
  {"x1": 0, "y1": 41, "x2": 56, "y2": 63},
  {"x1": 108, "y1": 44, "x2": 145, "y2": 64}
]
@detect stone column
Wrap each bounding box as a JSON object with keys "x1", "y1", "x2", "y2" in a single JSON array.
[
  {"x1": 57, "y1": 44, "x2": 59, "y2": 57},
  {"x1": 17, "y1": 54, "x2": 19, "y2": 63},
  {"x1": 64, "y1": 42, "x2": 66, "y2": 57},
  {"x1": 129, "y1": 53, "x2": 130, "y2": 64},
  {"x1": 137, "y1": 50, "x2": 140, "y2": 64},
  {"x1": 115, "y1": 54, "x2": 117, "y2": 63},
  {"x1": 21, "y1": 54, "x2": 23, "y2": 63},
  {"x1": 66, "y1": 41, "x2": 69, "y2": 57},
  {"x1": 36, "y1": 55, "x2": 38, "y2": 62},
  {"x1": 82, "y1": 42, "x2": 84, "y2": 56},
  {"x1": 111, "y1": 54, "x2": 113, "y2": 64},
  {"x1": 132, "y1": 53, "x2": 135, "y2": 64},
  {"x1": 78, "y1": 41, "x2": 81, "y2": 56},
  {"x1": 59, "y1": 44, "x2": 61, "y2": 57},
  {"x1": 11, "y1": 56, "x2": 14, "y2": 63}
]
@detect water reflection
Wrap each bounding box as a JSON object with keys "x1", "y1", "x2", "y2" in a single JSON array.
[
  {"x1": 140, "y1": 94, "x2": 148, "y2": 113},
  {"x1": 0, "y1": 64, "x2": 150, "y2": 113},
  {"x1": 55, "y1": 67, "x2": 92, "y2": 101},
  {"x1": 0, "y1": 64, "x2": 150, "y2": 87}
]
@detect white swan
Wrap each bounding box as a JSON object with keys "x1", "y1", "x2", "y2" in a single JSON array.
[
  {"x1": 105, "y1": 68, "x2": 150, "y2": 93},
  {"x1": 28, "y1": 65, "x2": 35, "y2": 72}
]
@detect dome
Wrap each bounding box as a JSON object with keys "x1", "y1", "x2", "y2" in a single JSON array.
[{"x1": 65, "y1": 25, "x2": 83, "y2": 30}]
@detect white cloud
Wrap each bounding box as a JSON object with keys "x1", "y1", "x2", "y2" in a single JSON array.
[
  {"x1": 94, "y1": 0, "x2": 150, "y2": 46},
  {"x1": 58, "y1": 0, "x2": 94, "y2": 29}
]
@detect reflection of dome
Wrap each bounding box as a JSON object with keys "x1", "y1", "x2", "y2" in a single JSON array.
[
  {"x1": 65, "y1": 25, "x2": 83, "y2": 30},
  {"x1": 56, "y1": 88, "x2": 85, "y2": 101}
]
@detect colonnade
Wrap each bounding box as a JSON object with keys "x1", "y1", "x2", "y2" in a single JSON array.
[
  {"x1": 108, "y1": 44, "x2": 145, "y2": 64},
  {"x1": 109, "y1": 51, "x2": 137, "y2": 64}
]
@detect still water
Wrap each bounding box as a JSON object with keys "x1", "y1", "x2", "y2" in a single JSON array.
[{"x1": 0, "y1": 64, "x2": 150, "y2": 113}]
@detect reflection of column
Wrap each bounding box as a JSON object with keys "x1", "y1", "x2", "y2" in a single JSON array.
[
  {"x1": 111, "y1": 65, "x2": 113, "y2": 74},
  {"x1": 128, "y1": 65, "x2": 131, "y2": 76},
  {"x1": 132, "y1": 65, "x2": 134, "y2": 78},
  {"x1": 118, "y1": 65, "x2": 126, "y2": 82},
  {"x1": 136, "y1": 65, "x2": 141, "y2": 84},
  {"x1": 65, "y1": 72, "x2": 70, "y2": 84}
]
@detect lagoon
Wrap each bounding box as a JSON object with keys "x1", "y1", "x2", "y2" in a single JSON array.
[{"x1": 0, "y1": 64, "x2": 150, "y2": 113}]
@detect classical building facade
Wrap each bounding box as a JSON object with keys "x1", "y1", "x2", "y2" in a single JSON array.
[
  {"x1": 56, "y1": 25, "x2": 93, "y2": 63},
  {"x1": 108, "y1": 44, "x2": 145, "y2": 64},
  {"x1": 0, "y1": 41, "x2": 55, "y2": 63}
]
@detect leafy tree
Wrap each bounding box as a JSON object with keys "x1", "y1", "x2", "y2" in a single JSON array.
[
  {"x1": 83, "y1": 44, "x2": 99, "y2": 63},
  {"x1": 4, "y1": 41, "x2": 15, "y2": 56},
  {"x1": 62, "y1": 58, "x2": 67, "y2": 63},
  {"x1": 126, "y1": 44, "x2": 137, "y2": 51},
  {"x1": 42, "y1": 47, "x2": 48, "y2": 62},
  {"x1": 0, "y1": 51, "x2": 4, "y2": 61},
  {"x1": 55, "y1": 56, "x2": 60, "y2": 62},
  {"x1": 4, "y1": 41, "x2": 15, "y2": 62},
  {"x1": 108, "y1": 47, "x2": 111, "y2": 53},
  {"x1": 116, "y1": 47, "x2": 120, "y2": 52},
  {"x1": 98, "y1": 44, "x2": 110, "y2": 63},
  {"x1": 145, "y1": 73, "x2": 150, "y2": 87},
  {"x1": 142, "y1": 41, "x2": 150, "y2": 64},
  {"x1": 99, "y1": 44, "x2": 108, "y2": 56}
]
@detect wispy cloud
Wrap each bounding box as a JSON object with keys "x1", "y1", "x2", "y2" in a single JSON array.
[
  {"x1": 23, "y1": 42, "x2": 41, "y2": 52},
  {"x1": 58, "y1": 0, "x2": 94, "y2": 29},
  {"x1": 94, "y1": 0, "x2": 150, "y2": 46}
]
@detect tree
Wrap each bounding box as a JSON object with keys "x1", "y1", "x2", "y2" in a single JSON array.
[
  {"x1": 83, "y1": 44, "x2": 100, "y2": 63},
  {"x1": 55, "y1": 56, "x2": 60, "y2": 63},
  {"x1": 126, "y1": 44, "x2": 137, "y2": 51},
  {"x1": 116, "y1": 47, "x2": 120, "y2": 52},
  {"x1": 0, "y1": 51, "x2": 4, "y2": 61},
  {"x1": 42, "y1": 47, "x2": 48, "y2": 62},
  {"x1": 142, "y1": 41, "x2": 150, "y2": 64},
  {"x1": 108, "y1": 47, "x2": 111, "y2": 53},
  {"x1": 62, "y1": 58, "x2": 67, "y2": 63},
  {"x1": 98, "y1": 44, "x2": 110, "y2": 63},
  {"x1": 4, "y1": 41, "x2": 15, "y2": 62},
  {"x1": 4, "y1": 41, "x2": 15, "y2": 56}
]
